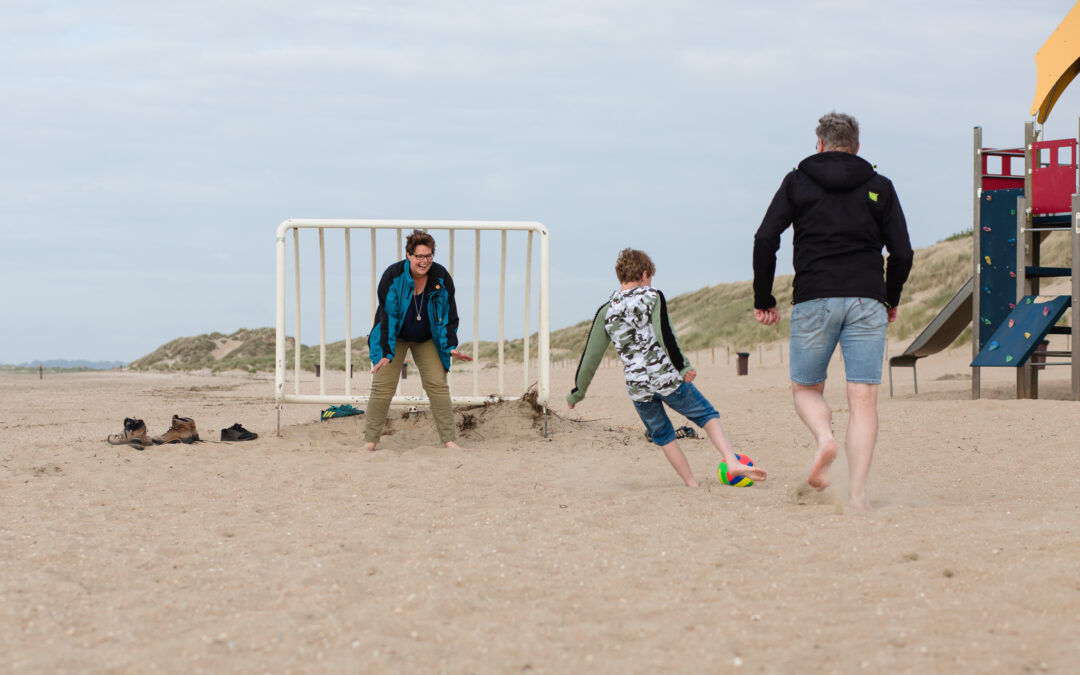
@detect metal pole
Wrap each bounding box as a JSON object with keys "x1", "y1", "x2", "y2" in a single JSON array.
[
  {"x1": 275, "y1": 223, "x2": 288, "y2": 435},
  {"x1": 344, "y1": 228, "x2": 352, "y2": 397},
  {"x1": 972, "y1": 126, "x2": 982, "y2": 399},
  {"x1": 370, "y1": 229, "x2": 377, "y2": 332},
  {"x1": 1073, "y1": 193, "x2": 1080, "y2": 400},
  {"x1": 538, "y1": 227, "x2": 551, "y2": 408},
  {"x1": 319, "y1": 228, "x2": 327, "y2": 397},
  {"x1": 292, "y1": 228, "x2": 302, "y2": 396},
  {"x1": 523, "y1": 231, "x2": 533, "y2": 395},
  {"x1": 498, "y1": 230, "x2": 506, "y2": 396},
  {"x1": 473, "y1": 230, "x2": 481, "y2": 397}
]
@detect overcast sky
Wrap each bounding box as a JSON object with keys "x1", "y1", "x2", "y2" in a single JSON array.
[{"x1": 4, "y1": 0, "x2": 1080, "y2": 364}]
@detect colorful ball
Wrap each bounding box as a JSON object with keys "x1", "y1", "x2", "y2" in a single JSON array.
[{"x1": 719, "y1": 453, "x2": 755, "y2": 487}]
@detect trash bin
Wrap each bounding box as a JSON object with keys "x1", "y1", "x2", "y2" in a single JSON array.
[
  {"x1": 736, "y1": 352, "x2": 750, "y2": 376},
  {"x1": 1032, "y1": 340, "x2": 1050, "y2": 370}
]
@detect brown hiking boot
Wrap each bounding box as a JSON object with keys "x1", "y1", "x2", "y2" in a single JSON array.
[
  {"x1": 106, "y1": 418, "x2": 152, "y2": 449},
  {"x1": 152, "y1": 415, "x2": 200, "y2": 444}
]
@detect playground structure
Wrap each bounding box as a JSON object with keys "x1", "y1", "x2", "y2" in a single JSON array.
[
  {"x1": 891, "y1": 5, "x2": 1080, "y2": 400},
  {"x1": 969, "y1": 122, "x2": 1080, "y2": 400},
  {"x1": 890, "y1": 123, "x2": 1080, "y2": 400}
]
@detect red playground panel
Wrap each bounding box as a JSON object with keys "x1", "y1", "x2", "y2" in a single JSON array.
[
  {"x1": 980, "y1": 148, "x2": 1024, "y2": 191},
  {"x1": 1031, "y1": 138, "x2": 1078, "y2": 214}
]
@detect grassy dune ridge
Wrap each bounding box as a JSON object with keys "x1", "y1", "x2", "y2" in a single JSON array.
[{"x1": 128, "y1": 232, "x2": 1072, "y2": 372}]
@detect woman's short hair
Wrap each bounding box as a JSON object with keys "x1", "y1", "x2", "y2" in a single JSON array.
[
  {"x1": 405, "y1": 229, "x2": 436, "y2": 256},
  {"x1": 615, "y1": 248, "x2": 656, "y2": 284},
  {"x1": 815, "y1": 112, "x2": 859, "y2": 152}
]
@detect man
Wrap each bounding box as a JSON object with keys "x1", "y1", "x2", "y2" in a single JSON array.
[{"x1": 752, "y1": 112, "x2": 913, "y2": 510}]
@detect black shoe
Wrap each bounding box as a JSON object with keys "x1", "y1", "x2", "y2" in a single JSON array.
[{"x1": 221, "y1": 423, "x2": 258, "y2": 442}]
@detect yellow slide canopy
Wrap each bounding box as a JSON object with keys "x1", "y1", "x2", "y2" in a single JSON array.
[{"x1": 1032, "y1": 2, "x2": 1080, "y2": 123}]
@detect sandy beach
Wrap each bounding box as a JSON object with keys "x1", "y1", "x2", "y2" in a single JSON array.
[{"x1": 3, "y1": 339, "x2": 1079, "y2": 673}]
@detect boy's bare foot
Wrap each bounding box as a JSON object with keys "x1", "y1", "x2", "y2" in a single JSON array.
[
  {"x1": 445, "y1": 441, "x2": 465, "y2": 450},
  {"x1": 363, "y1": 442, "x2": 376, "y2": 452},
  {"x1": 807, "y1": 439, "x2": 837, "y2": 490},
  {"x1": 725, "y1": 461, "x2": 767, "y2": 482}
]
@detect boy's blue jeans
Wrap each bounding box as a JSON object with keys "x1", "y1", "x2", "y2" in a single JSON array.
[{"x1": 632, "y1": 382, "x2": 719, "y2": 446}]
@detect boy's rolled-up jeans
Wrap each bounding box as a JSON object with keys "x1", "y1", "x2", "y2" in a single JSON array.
[{"x1": 632, "y1": 382, "x2": 719, "y2": 446}]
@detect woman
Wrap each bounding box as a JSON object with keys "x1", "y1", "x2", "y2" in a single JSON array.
[{"x1": 365, "y1": 230, "x2": 473, "y2": 451}]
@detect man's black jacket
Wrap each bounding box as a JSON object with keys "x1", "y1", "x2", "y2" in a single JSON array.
[{"x1": 753, "y1": 151, "x2": 914, "y2": 310}]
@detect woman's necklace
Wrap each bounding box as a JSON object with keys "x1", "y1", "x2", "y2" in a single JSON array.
[{"x1": 413, "y1": 290, "x2": 424, "y2": 321}]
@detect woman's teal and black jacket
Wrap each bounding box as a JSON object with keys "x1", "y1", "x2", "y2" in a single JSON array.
[{"x1": 368, "y1": 260, "x2": 461, "y2": 372}]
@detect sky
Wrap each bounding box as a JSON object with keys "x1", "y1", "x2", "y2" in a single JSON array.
[{"x1": 5, "y1": 0, "x2": 1080, "y2": 364}]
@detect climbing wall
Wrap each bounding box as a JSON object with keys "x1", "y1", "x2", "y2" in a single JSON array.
[
  {"x1": 971, "y1": 295, "x2": 1072, "y2": 366},
  {"x1": 977, "y1": 188, "x2": 1023, "y2": 349}
]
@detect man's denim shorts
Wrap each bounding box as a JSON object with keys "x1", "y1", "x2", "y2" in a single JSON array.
[
  {"x1": 632, "y1": 381, "x2": 720, "y2": 446},
  {"x1": 789, "y1": 297, "x2": 887, "y2": 385}
]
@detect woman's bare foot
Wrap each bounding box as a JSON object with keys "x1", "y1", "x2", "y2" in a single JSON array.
[
  {"x1": 807, "y1": 439, "x2": 837, "y2": 490},
  {"x1": 363, "y1": 442, "x2": 376, "y2": 452},
  {"x1": 445, "y1": 441, "x2": 466, "y2": 450}
]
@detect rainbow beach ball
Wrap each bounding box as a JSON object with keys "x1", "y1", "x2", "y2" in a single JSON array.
[{"x1": 719, "y1": 454, "x2": 755, "y2": 487}]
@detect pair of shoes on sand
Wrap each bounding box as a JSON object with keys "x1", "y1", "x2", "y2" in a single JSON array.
[
  {"x1": 220, "y1": 423, "x2": 257, "y2": 442},
  {"x1": 644, "y1": 425, "x2": 699, "y2": 442},
  {"x1": 106, "y1": 415, "x2": 200, "y2": 449}
]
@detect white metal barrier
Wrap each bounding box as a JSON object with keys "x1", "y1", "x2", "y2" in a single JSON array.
[{"x1": 274, "y1": 219, "x2": 551, "y2": 425}]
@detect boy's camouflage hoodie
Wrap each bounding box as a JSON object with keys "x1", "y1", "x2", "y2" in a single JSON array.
[{"x1": 567, "y1": 286, "x2": 692, "y2": 406}]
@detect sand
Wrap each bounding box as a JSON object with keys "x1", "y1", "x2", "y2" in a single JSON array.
[{"x1": 3, "y1": 340, "x2": 1079, "y2": 673}]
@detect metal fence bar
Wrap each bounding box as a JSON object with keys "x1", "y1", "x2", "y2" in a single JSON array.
[
  {"x1": 523, "y1": 230, "x2": 533, "y2": 391},
  {"x1": 472, "y1": 230, "x2": 481, "y2": 397},
  {"x1": 344, "y1": 229, "x2": 352, "y2": 396},
  {"x1": 274, "y1": 219, "x2": 550, "y2": 413},
  {"x1": 318, "y1": 228, "x2": 327, "y2": 396},
  {"x1": 498, "y1": 230, "x2": 507, "y2": 396},
  {"x1": 292, "y1": 229, "x2": 301, "y2": 395}
]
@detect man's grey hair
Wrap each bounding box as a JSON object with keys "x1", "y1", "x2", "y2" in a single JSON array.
[{"x1": 816, "y1": 112, "x2": 859, "y2": 152}]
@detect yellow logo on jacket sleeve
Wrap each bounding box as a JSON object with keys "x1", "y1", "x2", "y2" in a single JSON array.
[{"x1": 868, "y1": 191, "x2": 879, "y2": 202}]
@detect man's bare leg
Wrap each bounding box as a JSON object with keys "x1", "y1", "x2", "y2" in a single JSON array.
[
  {"x1": 845, "y1": 382, "x2": 879, "y2": 510},
  {"x1": 702, "y1": 418, "x2": 767, "y2": 481},
  {"x1": 792, "y1": 382, "x2": 837, "y2": 490}
]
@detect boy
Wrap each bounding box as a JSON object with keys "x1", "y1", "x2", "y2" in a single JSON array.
[{"x1": 567, "y1": 249, "x2": 767, "y2": 488}]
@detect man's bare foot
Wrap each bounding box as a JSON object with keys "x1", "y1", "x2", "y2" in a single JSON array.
[
  {"x1": 807, "y1": 439, "x2": 837, "y2": 490},
  {"x1": 363, "y1": 442, "x2": 376, "y2": 452},
  {"x1": 849, "y1": 493, "x2": 870, "y2": 511},
  {"x1": 725, "y1": 461, "x2": 767, "y2": 482},
  {"x1": 445, "y1": 441, "x2": 466, "y2": 450}
]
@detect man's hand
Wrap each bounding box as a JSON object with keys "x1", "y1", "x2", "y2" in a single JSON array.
[
  {"x1": 450, "y1": 349, "x2": 473, "y2": 362},
  {"x1": 371, "y1": 357, "x2": 391, "y2": 375},
  {"x1": 754, "y1": 307, "x2": 780, "y2": 326},
  {"x1": 887, "y1": 307, "x2": 898, "y2": 323},
  {"x1": 684, "y1": 369, "x2": 697, "y2": 383}
]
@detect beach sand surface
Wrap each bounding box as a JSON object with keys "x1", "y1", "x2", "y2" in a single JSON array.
[{"x1": 3, "y1": 339, "x2": 1079, "y2": 673}]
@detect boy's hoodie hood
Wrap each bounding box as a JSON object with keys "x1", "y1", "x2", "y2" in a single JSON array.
[
  {"x1": 607, "y1": 286, "x2": 654, "y2": 330},
  {"x1": 797, "y1": 151, "x2": 876, "y2": 192}
]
